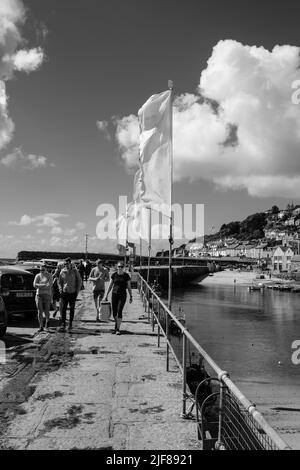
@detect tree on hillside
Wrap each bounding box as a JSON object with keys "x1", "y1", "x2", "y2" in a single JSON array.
[{"x1": 271, "y1": 205, "x2": 279, "y2": 215}]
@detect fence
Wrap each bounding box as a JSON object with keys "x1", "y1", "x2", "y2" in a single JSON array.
[{"x1": 137, "y1": 274, "x2": 290, "y2": 450}]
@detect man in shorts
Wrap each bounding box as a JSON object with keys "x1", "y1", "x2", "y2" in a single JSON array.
[{"x1": 89, "y1": 259, "x2": 110, "y2": 320}]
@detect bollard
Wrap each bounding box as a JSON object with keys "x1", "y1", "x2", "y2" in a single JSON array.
[{"x1": 181, "y1": 334, "x2": 187, "y2": 417}]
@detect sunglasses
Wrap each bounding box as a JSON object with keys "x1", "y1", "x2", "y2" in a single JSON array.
[{"x1": 117, "y1": 265, "x2": 124, "y2": 268}]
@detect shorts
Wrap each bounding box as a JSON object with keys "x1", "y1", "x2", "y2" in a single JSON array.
[
  {"x1": 36, "y1": 294, "x2": 51, "y2": 313},
  {"x1": 93, "y1": 290, "x2": 105, "y2": 301}
]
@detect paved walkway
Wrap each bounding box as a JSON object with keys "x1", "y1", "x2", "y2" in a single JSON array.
[{"x1": 0, "y1": 287, "x2": 199, "y2": 450}]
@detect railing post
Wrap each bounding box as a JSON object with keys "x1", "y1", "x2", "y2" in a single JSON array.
[
  {"x1": 147, "y1": 286, "x2": 150, "y2": 322},
  {"x1": 157, "y1": 301, "x2": 160, "y2": 348},
  {"x1": 181, "y1": 334, "x2": 187, "y2": 417},
  {"x1": 166, "y1": 313, "x2": 170, "y2": 372},
  {"x1": 216, "y1": 381, "x2": 226, "y2": 450}
]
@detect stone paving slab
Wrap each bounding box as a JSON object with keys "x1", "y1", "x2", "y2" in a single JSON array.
[{"x1": 0, "y1": 287, "x2": 197, "y2": 450}]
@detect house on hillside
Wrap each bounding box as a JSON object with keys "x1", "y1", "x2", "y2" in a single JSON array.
[
  {"x1": 293, "y1": 206, "x2": 300, "y2": 216},
  {"x1": 291, "y1": 255, "x2": 300, "y2": 273},
  {"x1": 226, "y1": 244, "x2": 240, "y2": 257},
  {"x1": 244, "y1": 244, "x2": 256, "y2": 258},
  {"x1": 272, "y1": 246, "x2": 294, "y2": 273},
  {"x1": 251, "y1": 243, "x2": 268, "y2": 259}
]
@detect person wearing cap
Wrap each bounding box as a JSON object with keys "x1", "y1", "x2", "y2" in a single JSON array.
[
  {"x1": 89, "y1": 259, "x2": 109, "y2": 320},
  {"x1": 104, "y1": 263, "x2": 132, "y2": 335},
  {"x1": 58, "y1": 258, "x2": 82, "y2": 332}
]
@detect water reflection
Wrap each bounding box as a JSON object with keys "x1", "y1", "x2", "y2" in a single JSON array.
[{"x1": 171, "y1": 284, "x2": 300, "y2": 385}]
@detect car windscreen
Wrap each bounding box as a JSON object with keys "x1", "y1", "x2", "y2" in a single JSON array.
[{"x1": 1, "y1": 273, "x2": 34, "y2": 290}]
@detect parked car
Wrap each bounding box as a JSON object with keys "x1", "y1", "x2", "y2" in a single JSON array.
[
  {"x1": 0, "y1": 295, "x2": 8, "y2": 337},
  {"x1": 0, "y1": 266, "x2": 37, "y2": 319},
  {"x1": 14, "y1": 262, "x2": 43, "y2": 276}
]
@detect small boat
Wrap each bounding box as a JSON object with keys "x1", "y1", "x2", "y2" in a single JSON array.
[
  {"x1": 279, "y1": 284, "x2": 292, "y2": 292},
  {"x1": 272, "y1": 284, "x2": 281, "y2": 290},
  {"x1": 248, "y1": 284, "x2": 263, "y2": 292}
]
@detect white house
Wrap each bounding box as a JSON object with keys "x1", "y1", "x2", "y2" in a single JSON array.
[{"x1": 272, "y1": 246, "x2": 294, "y2": 273}]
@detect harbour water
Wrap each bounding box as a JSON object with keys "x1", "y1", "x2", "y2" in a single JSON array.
[{"x1": 170, "y1": 272, "x2": 300, "y2": 418}]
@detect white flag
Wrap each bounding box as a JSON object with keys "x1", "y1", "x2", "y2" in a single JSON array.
[
  {"x1": 127, "y1": 201, "x2": 149, "y2": 242},
  {"x1": 133, "y1": 168, "x2": 143, "y2": 202},
  {"x1": 138, "y1": 90, "x2": 172, "y2": 218},
  {"x1": 116, "y1": 213, "x2": 127, "y2": 247}
]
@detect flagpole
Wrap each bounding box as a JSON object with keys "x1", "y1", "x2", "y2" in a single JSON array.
[
  {"x1": 124, "y1": 206, "x2": 128, "y2": 267},
  {"x1": 147, "y1": 207, "x2": 152, "y2": 284},
  {"x1": 168, "y1": 80, "x2": 174, "y2": 311}
]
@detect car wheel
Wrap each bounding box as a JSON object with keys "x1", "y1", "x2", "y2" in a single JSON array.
[{"x1": 0, "y1": 323, "x2": 7, "y2": 337}]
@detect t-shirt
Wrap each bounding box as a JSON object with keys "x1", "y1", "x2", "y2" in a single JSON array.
[
  {"x1": 89, "y1": 267, "x2": 109, "y2": 291},
  {"x1": 33, "y1": 272, "x2": 53, "y2": 297},
  {"x1": 111, "y1": 272, "x2": 131, "y2": 296}
]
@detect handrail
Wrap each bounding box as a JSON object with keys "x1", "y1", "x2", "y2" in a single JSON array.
[{"x1": 137, "y1": 274, "x2": 291, "y2": 450}]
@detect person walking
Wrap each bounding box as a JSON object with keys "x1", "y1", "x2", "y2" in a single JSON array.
[
  {"x1": 52, "y1": 263, "x2": 63, "y2": 319},
  {"x1": 33, "y1": 264, "x2": 53, "y2": 333},
  {"x1": 89, "y1": 259, "x2": 110, "y2": 320},
  {"x1": 104, "y1": 262, "x2": 132, "y2": 335},
  {"x1": 85, "y1": 259, "x2": 92, "y2": 281},
  {"x1": 58, "y1": 258, "x2": 82, "y2": 332},
  {"x1": 77, "y1": 259, "x2": 85, "y2": 290}
]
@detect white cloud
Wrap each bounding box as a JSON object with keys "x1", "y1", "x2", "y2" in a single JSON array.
[
  {"x1": 0, "y1": 147, "x2": 55, "y2": 170},
  {"x1": 10, "y1": 213, "x2": 69, "y2": 227},
  {"x1": 0, "y1": 0, "x2": 45, "y2": 155},
  {"x1": 49, "y1": 236, "x2": 79, "y2": 248},
  {"x1": 96, "y1": 120, "x2": 111, "y2": 140},
  {"x1": 114, "y1": 114, "x2": 139, "y2": 167},
  {"x1": 51, "y1": 226, "x2": 63, "y2": 235},
  {"x1": 114, "y1": 40, "x2": 300, "y2": 199},
  {"x1": 76, "y1": 222, "x2": 86, "y2": 230},
  {"x1": 11, "y1": 47, "x2": 44, "y2": 73}
]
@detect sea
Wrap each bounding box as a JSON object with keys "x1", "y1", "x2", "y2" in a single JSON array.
[{"x1": 167, "y1": 275, "x2": 300, "y2": 431}]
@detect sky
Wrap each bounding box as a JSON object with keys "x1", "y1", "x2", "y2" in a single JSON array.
[{"x1": 1, "y1": 0, "x2": 300, "y2": 257}]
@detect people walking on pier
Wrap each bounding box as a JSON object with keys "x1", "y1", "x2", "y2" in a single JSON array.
[
  {"x1": 77, "y1": 259, "x2": 85, "y2": 290},
  {"x1": 88, "y1": 259, "x2": 110, "y2": 320},
  {"x1": 58, "y1": 258, "x2": 82, "y2": 332},
  {"x1": 104, "y1": 262, "x2": 132, "y2": 335},
  {"x1": 84, "y1": 259, "x2": 92, "y2": 281},
  {"x1": 52, "y1": 263, "x2": 62, "y2": 319},
  {"x1": 33, "y1": 264, "x2": 53, "y2": 332}
]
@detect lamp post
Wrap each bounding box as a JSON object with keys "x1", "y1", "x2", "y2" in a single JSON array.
[{"x1": 85, "y1": 234, "x2": 88, "y2": 261}]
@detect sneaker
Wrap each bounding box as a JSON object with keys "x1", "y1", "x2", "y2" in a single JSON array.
[
  {"x1": 59, "y1": 325, "x2": 66, "y2": 332},
  {"x1": 112, "y1": 330, "x2": 116, "y2": 334},
  {"x1": 37, "y1": 327, "x2": 44, "y2": 333},
  {"x1": 116, "y1": 330, "x2": 121, "y2": 335}
]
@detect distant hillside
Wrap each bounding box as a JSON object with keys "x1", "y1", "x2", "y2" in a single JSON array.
[{"x1": 205, "y1": 211, "x2": 268, "y2": 243}]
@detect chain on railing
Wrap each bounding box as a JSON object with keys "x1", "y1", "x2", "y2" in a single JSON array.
[{"x1": 137, "y1": 274, "x2": 291, "y2": 451}]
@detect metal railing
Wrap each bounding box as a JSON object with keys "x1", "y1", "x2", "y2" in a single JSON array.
[{"x1": 137, "y1": 274, "x2": 291, "y2": 451}]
